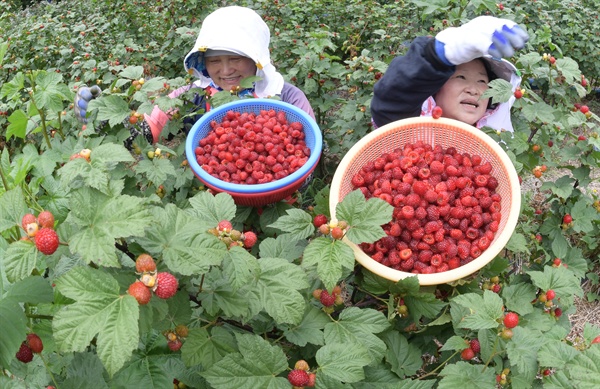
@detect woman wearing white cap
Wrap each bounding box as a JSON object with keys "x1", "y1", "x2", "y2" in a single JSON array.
[
  {"x1": 371, "y1": 16, "x2": 529, "y2": 133},
  {"x1": 75, "y1": 6, "x2": 314, "y2": 146}
]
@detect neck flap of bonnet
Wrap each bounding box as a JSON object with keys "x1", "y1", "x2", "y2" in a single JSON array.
[{"x1": 183, "y1": 6, "x2": 284, "y2": 98}]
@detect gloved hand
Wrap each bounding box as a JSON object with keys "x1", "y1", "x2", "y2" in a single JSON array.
[
  {"x1": 434, "y1": 16, "x2": 529, "y2": 66},
  {"x1": 74, "y1": 85, "x2": 102, "y2": 123}
]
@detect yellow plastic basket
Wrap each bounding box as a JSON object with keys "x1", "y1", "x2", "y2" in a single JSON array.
[{"x1": 329, "y1": 117, "x2": 521, "y2": 285}]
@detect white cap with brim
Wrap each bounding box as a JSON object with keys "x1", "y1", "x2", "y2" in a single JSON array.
[{"x1": 183, "y1": 6, "x2": 284, "y2": 98}]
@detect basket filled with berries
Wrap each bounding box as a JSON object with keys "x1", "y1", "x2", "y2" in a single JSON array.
[
  {"x1": 329, "y1": 116, "x2": 521, "y2": 285},
  {"x1": 185, "y1": 99, "x2": 322, "y2": 207}
]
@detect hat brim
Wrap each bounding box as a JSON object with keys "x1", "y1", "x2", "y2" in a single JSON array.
[{"x1": 481, "y1": 56, "x2": 516, "y2": 83}]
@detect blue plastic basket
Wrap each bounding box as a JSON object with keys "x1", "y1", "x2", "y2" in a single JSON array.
[{"x1": 185, "y1": 99, "x2": 322, "y2": 206}]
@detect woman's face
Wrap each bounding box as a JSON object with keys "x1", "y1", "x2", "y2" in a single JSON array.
[
  {"x1": 204, "y1": 55, "x2": 257, "y2": 91},
  {"x1": 434, "y1": 60, "x2": 491, "y2": 125}
]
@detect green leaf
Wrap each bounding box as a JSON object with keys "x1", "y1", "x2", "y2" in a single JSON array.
[
  {"x1": 199, "y1": 269, "x2": 250, "y2": 318},
  {"x1": 335, "y1": 190, "x2": 392, "y2": 244},
  {"x1": 6, "y1": 109, "x2": 28, "y2": 140},
  {"x1": 119, "y1": 66, "x2": 144, "y2": 80},
  {"x1": 4, "y1": 275, "x2": 54, "y2": 303},
  {"x1": 0, "y1": 72, "x2": 24, "y2": 101},
  {"x1": 258, "y1": 235, "x2": 306, "y2": 261},
  {"x1": 66, "y1": 187, "x2": 153, "y2": 266},
  {"x1": 555, "y1": 58, "x2": 581, "y2": 83},
  {"x1": 355, "y1": 363, "x2": 436, "y2": 389},
  {"x1": 481, "y1": 78, "x2": 513, "y2": 105},
  {"x1": 0, "y1": 187, "x2": 29, "y2": 233},
  {"x1": 528, "y1": 266, "x2": 583, "y2": 308},
  {"x1": 0, "y1": 298, "x2": 27, "y2": 368},
  {"x1": 222, "y1": 245, "x2": 260, "y2": 291},
  {"x1": 202, "y1": 333, "x2": 288, "y2": 389},
  {"x1": 90, "y1": 143, "x2": 135, "y2": 167},
  {"x1": 269, "y1": 209, "x2": 315, "y2": 240},
  {"x1": 502, "y1": 282, "x2": 537, "y2": 316},
  {"x1": 252, "y1": 257, "x2": 309, "y2": 325},
  {"x1": 53, "y1": 267, "x2": 139, "y2": 376},
  {"x1": 438, "y1": 361, "x2": 497, "y2": 389},
  {"x1": 134, "y1": 158, "x2": 177, "y2": 186},
  {"x1": 439, "y1": 336, "x2": 469, "y2": 352},
  {"x1": 507, "y1": 327, "x2": 545, "y2": 382},
  {"x1": 282, "y1": 305, "x2": 330, "y2": 347},
  {"x1": 91, "y1": 95, "x2": 131, "y2": 127},
  {"x1": 540, "y1": 176, "x2": 575, "y2": 199},
  {"x1": 505, "y1": 232, "x2": 530, "y2": 254},
  {"x1": 521, "y1": 102, "x2": 555, "y2": 124},
  {"x1": 316, "y1": 342, "x2": 372, "y2": 383},
  {"x1": 324, "y1": 307, "x2": 390, "y2": 364},
  {"x1": 404, "y1": 290, "x2": 447, "y2": 321},
  {"x1": 187, "y1": 191, "x2": 237, "y2": 226},
  {"x1": 33, "y1": 71, "x2": 66, "y2": 112},
  {"x1": 2, "y1": 240, "x2": 38, "y2": 283},
  {"x1": 181, "y1": 327, "x2": 236, "y2": 369},
  {"x1": 452, "y1": 290, "x2": 504, "y2": 330},
  {"x1": 570, "y1": 198, "x2": 596, "y2": 234},
  {"x1": 538, "y1": 340, "x2": 580, "y2": 368},
  {"x1": 381, "y1": 331, "x2": 422, "y2": 377},
  {"x1": 566, "y1": 345, "x2": 600, "y2": 388},
  {"x1": 302, "y1": 237, "x2": 355, "y2": 291},
  {"x1": 137, "y1": 204, "x2": 225, "y2": 275}
]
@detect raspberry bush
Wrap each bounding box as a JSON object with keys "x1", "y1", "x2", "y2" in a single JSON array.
[{"x1": 1, "y1": 0, "x2": 599, "y2": 388}]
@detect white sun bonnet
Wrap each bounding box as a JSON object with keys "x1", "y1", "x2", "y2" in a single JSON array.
[{"x1": 183, "y1": 6, "x2": 284, "y2": 98}]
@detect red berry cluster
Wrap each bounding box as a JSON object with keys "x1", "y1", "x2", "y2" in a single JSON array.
[
  {"x1": 127, "y1": 254, "x2": 179, "y2": 304},
  {"x1": 287, "y1": 360, "x2": 316, "y2": 387},
  {"x1": 164, "y1": 324, "x2": 189, "y2": 352},
  {"x1": 193, "y1": 109, "x2": 311, "y2": 185},
  {"x1": 313, "y1": 285, "x2": 343, "y2": 313},
  {"x1": 15, "y1": 333, "x2": 44, "y2": 363},
  {"x1": 21, "y1": 211, "x2": 60, "y2": 255},
  {"x1": 352, "y1": 141, "x2": 502, "y2": 274},
  {"x1": 461, "y1": 338, "x2": 480, "y2": 361},
  {"x1": 208, "y1": 219, "x2": 259, "y2": 249}
]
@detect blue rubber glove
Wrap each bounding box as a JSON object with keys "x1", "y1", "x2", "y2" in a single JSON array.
[
  {"x1": 74, "y1": 85, "x2": 102, "y2": 123},
  {"x1": 434, "y1": 16, "x2": 529, "y2": 66}
]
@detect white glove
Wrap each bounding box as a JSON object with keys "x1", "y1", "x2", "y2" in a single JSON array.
[
  {"x1": 74, "y1": 85, "x2": 102, "y2": 123},
  {"x1": 435, "y1": 16, "x2": 529, "y2": 66}
]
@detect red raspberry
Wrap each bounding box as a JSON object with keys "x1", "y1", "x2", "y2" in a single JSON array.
[
  {"x1": 313, "y1": 214, "x2": 328, "y2": 228},
  {"x1": 545, "y1": 289, "x2": 556, "y2": 300},
  {"x1": 26, "y1": 333, "x2": 44, "y2": 354},
  {"x1": 503, "y1": 312, "x2": 519, "y2": 329},
  {"x1": 135, "y1": 253, "x2": 157, "y2": 273},
  {"x1": 288, "y1": 369, "x2": 310, "y2": 387},
  {"x1": 128, "y1": 281, "x2": 152, "y2": 305},
  {"x1": 591, "y1": 335, "x2": 600, "y2": 344},
  {"x1": 16, "y1": 342, "x2": 33, "y2": 363},
  {"x1": 331, "y1": 226, "x2": 344, "y2": 240},
  {"x1": 35, "y1": 228, "x2": 59, "y2": 255},
  {"x1": 432, "y1": 106, "x2": 443, "y2": 119},
  {"x1": 469, "y1": 339, "x2": 480, "y2": 354},
  {"x1": 243, "y1": 231, "x2": 258, "y2": 248},
  {"x1": 154, "y1": 272, "x2": 179, "y2": 299},
  {"x1": 461, "y1": 347, "x2": 475, "y2": 360},
  {"x1": 320, "y1": 290, "x2": 336, "y2": 307},
  {"x1": 562, "y1": 214, "x2": 573, "y2": 224},
  {"x1": 217, "y1": 220, "x2": 233, "y2": 232},
  {"x1": 307, "y1": 372, "x2": 316, "y2": 387},
  {"x1": 37, "y1": 210, "x2": 55, "y2": 229},
  {"x1": 21, "y1": 213, "x2": 37, "y2": 230},
  {"x1": 168, "y1": 339, "x2": 183, "y2": 351}
]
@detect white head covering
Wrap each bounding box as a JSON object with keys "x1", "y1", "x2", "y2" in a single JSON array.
[
  {"x1": 422, "y1": 56, "x2": 521, "y2": 132},
  {"x1": 183, "y1": 6, "x2": 285, "y2": 98}
]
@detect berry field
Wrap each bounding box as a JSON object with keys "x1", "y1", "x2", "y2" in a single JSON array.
[{"x1": 1, "y1": 0, "x2": 599, "y2": 388}]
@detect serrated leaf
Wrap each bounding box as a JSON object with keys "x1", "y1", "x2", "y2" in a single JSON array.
[
  {"x1": 66, "y1": 187, "x2": 153, "y2": 266},
  {"x1": 181, "y1": 327, "x2": 236, "y2": 369},
  {"x1": 66, "y1": 352, "x2": 109, "y2": 389},
  {"x1": 199, "y1": 270, "x2": 250, "y2": 318},
  {"x1": 222, "y1": 245, "x2": 260, "y2": 291},
  {"x1": 324, "y1": 307, "x2": 390, "y2": 364},
  {"x1": 187, "y1": 191, "x2": 237, "y2": 225},
  {"x1": 540, "y1": 176, "x2": 575, "y2": 200},
  {"x1": 404, "y1": 290, "x2": 447, "y2": 321},
  {"x1": 481, "y1": 78, "x2": 513, "y2": 105},
  {"x1": 0, "y1": 299, "x2": 27, "y2": 368},
  {"x1": 2, "y1": 240, "x2": 39, "y2": 283},
  {"x1": 90, "y1": 143, "x2": 135, "y2": 167},
  {"x1": 269, "y1": 209, "x2": 315, "y2": 240},
  {"x1": 302, "y1": 237, "x2": 355, "y2": 291},
  {"x1": 538, "y1": 340, "x2": 580, "y2": 368},
  {"x1": 354, "y1": 363, "x2": 436, "y2": 389},
  {"x1": 453, "y1": 290, "x2": 504, "y2": 330},
  {"x1": 119, "y1": 65, "x2": 144, "y2": 80},
  {"x1": 4, "y1": 275, "x2": 54, "y2": 303},
  {"x1": 253, "y1": 257, "x2": 309, "y2": 325},
  {"x1": 502, "y1": 282, "x2": 537, "y2": 316},
  {"x1": 134, "y1": 158, "x2": 177, "y2": 186},
  {"x1": 0, "y1": 187, "x2": 29, "y2": 233},
  {"x1": 335, "y1": 190, "x2": 392, "y2": 244},
  {"x1": 381, "y1": 331, "x2": 422, "y2": 377},
  {"x1": 506, "y1": 327, "x2": 545, "y2": 382},
  {"x1": 570, "y1": 198, "x2": 596, "y2": 234},
  {"x1": 528, "y1": 266, "x2": 583, "y2": 308},
  {"x1": 33, "y1": 71, "x2": 66, "y2": 112},
  {"x1": 137, "y1": 204, "x2": 225, "y2": 275},
  {"x1": 505, "y1": 232, "x2": 530, "y2": 254},
  {"x1": 566, "y1": 345, "x2": 600, "y2": 388},
  {"x1": 6, "y1": 109, "x2": 28, "y2": 140},
  {"x1": 521, "y1": 102, "x2": 555, "y2": 124},
  {"x1": 91, "y1": 95, "x2": 131, "y2": 127},
  {"x1": 440, "y1": 335, "x2": 469, "y2": 352},
  {"x1": 438, "y1": 361, "x2": 497, "y2": 389},
  {"x1": 282, "y1": 305, "x2": 330, "y2": 347},
  {"x1": 202, "y1": 333, "x2": 288, "y2": 389},
  {"x1": 258, "y1": 235, "x2": 306, "y2": 261},
  {"x1": 317, "y1": 342, "x2": 371, "y2": 383}
]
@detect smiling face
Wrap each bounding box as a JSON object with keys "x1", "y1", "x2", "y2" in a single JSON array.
[
  {"x1": 434, "y1": 59, "x2": 491, "y2": 125},
  {"x1": 204, "y1": 55, "x2": 257, "y2": 91}
]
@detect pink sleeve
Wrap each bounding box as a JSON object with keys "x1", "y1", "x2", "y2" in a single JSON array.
[{"x1": 143, "y1": 84, "x2": 196, "y2": 143}]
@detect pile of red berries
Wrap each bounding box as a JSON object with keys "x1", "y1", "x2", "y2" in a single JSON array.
[
  {"x1": 21, "y1": 211, "x2": 60, "y2": 255},
  {"x1": 127, "y1": 254, "x2": 179, "y2": 305},
  {"x1": 352, "y1": 140, "x2": 503, "y2": 274},
  {"x1": 193, "y1": 109, "x2": 311, "y2": 185}
]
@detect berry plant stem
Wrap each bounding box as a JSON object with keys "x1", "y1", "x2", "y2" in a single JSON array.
[
  {"x1": 418, "y1": 349, "x2": 463, "y2": 380},
  {"x1": 39, "y1": 352, "x2": 60, "y2": 389}
]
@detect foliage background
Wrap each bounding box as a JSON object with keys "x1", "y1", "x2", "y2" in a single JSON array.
[{"x1": 1, "y1": 0, "x2": 599, "y2": 388}]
